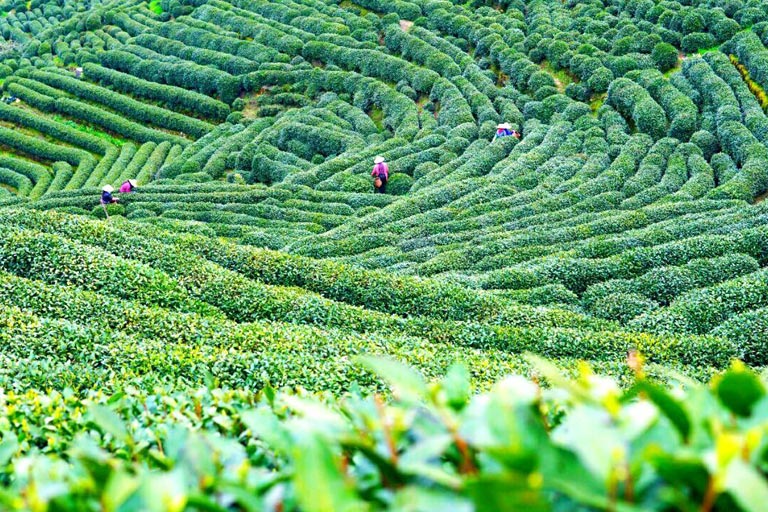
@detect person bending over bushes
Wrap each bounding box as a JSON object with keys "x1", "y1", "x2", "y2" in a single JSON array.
[
  {"x1": 119, "y1": 179, "x2": 137, "y2": 193},
  {"x1": 493, "y1": 122, "x2": 520, "y2": 142},
  {"x1": 372, "y1": 155, "x2": 389, "y2": 194},
  {"x1": 101, "y1": 184, "x2": 118, "y2": 205}
]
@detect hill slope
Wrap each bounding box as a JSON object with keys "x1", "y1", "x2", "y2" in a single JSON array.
[{"x1": 1, "y1": 0, "x2": 768, "y2": 508}]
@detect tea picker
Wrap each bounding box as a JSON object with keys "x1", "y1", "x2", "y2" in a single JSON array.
[
  {"x1": 371, "y1": 155, "x2": 389, "y2": 194},
  {"x1": 100, "y1": 185, "x2": 118, "y2": 218}
]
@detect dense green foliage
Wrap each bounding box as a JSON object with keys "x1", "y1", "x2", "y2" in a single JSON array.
[
  {"x1": 1, "y1": 0, "x2": 768, "y2": 508},
  {"x1": 0, "y1": 357, "x2": 766, "y2": 511}
]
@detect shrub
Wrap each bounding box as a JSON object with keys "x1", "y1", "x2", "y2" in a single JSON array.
[
  {"x1": 0, "y1": 124, "x2": 87, "y2": 166},
  {"x1": 713, "y1": 309, "x2": 768, "y2": 364},
  {"x1": 126, "y1": 208, "x2": 157, "y2": 219},
  {"x1": 414, "y1": 161, "x2": 438, "y2": 180},
  {"x1": 91, "y1": 203, "x2": 126, "y2": 218},
  {"x1": 607, "y1": 78, "x2": 668, "y2": 140},
  {"x1": 0, "y1": 168, "x2": 32, "y2": 196},
  {"x1": 593, "y1": 292, "x2": 659, "y2": 324},
  {"x1": 527, "y1": 70, "x2": 556, "y2": 91},
  {"x1": 500, "y1": 284, "x2": 578, "y2": 306},
  {"x1": 0, "y1": 100, "x2": 110, "y2": 154},
  {"x1": 682, "y1": 11, "x2": 705, "y2": 34},
  {"x1": 386, "y1": 173, "x2": 414, "y2": 195},
  {"x1": 341, "y1": 174, "x2": 371, "y2": 193},
  {"x1": 651, "y1": 42, "x2": 678, "y2": 72},
  {"x1": 587, "y1": 66, "x2": 613, "y2": 93},
  {"x1": 690, "y1": 130, "x2": 719, "y2": 159},
  {"x1": 564, "y1": 82, "x2": 589, "y2": 102},
  {"x1": 83, "y1": 63, "x2": 229, "y2": 120},
  {"x1": 99, "y1": 49, "x2": 241, "y2": 104},
  {"x1": 711, "y1": 152, "x2": 738, "y2": 184},
  {"x1": 45, "y1": 162, "x2": 73, "y2": 195},
  {"x1": 681, "y1": 32, "x2": 716, "y2": 54},
  {"x1": 10, "y1": 79, "x2": 189, "y2": 147},
  {"x1": 635, "y1": 98, "x2": 668, "y2": 140},
  {"x1": 713, "y1": 18, "x2": 741, "y2": 42},
  {"x1": 30, "y1": 70, "x2": 213, "y2": 138}
]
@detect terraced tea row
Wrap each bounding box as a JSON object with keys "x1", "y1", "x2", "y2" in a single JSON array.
[{"x1": 2, "y1": 0, "x2": 768, "y2": 509}]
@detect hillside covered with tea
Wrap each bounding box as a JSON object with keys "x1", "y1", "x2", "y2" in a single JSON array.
[{"x1": 1, "y1": 0, "x2": 768, "y2": 509}]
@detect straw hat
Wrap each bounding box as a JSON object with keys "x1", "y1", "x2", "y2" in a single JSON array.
[
  {"x1": 128, "y1": 179, "x2": 137, "y2": 187},
  {"x1": 374, "y1": 155, "x2": 385, "y2": 164},
  {"x1": 497, "y1": 122, "x2": 511, "y2": 129},
  {"x1": 102, "y1": 185, "x2": 114, "y2": 193}
]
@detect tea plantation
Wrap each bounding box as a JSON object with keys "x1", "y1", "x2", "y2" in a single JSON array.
[{"x1": 1, "y1": 0, "x2": 768, "y2": 509}]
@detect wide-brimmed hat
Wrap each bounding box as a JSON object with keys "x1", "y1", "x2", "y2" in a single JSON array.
[
  {"x1": 102, "y1": 185, "x2": 114, "y2": 193},
  {"x1": 497, "y1": 122, "x2": 512, "y2": 129},
  {"x1": 128, "y1": 179, "x2": 137, "y2": 186},
  {"x1": 374, "y1": 156, "x2": 385, "y2": 164}
]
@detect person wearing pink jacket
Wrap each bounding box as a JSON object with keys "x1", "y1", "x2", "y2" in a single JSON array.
[
  {"x1": 119, "y1": 179, "x2": 137, "y2": 194},
  {"x1": 371, "y1": 155, "x2": 389, "y2": 194}
]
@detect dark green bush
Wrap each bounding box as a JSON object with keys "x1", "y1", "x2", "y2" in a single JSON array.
[
  {"x1": 386, "y1": 173, "x2": 414, "y2": 196},
  {"x1": 651, "y1": 42, "x2": 678, "y2": 72},
  {"x1": 681, "y1": 32, "x2": 716, "y2": 54}
]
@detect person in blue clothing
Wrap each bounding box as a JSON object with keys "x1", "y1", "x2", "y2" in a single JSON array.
[
  {"x1": 495, "y1": 122, "x2": 512, "y2": 140},
  {"x1": 493, "y1": 123, "x2": 521, "y2": 142},
  {"x1": 101, "y1": 184, "x2": 118, "y2": 205}
]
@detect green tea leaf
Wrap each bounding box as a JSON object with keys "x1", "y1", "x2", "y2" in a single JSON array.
[
  {"x1": 636, "y1": 381, "x2": 691, "y2": 442},
  {"x1": 552, "y1": 405, "x2": 624, "y2": 482},
  {"x1": 359, "y1": 356, "x2": 426, "y2": 402},
  {"x1": 293, "y1": 432, "x2": 365, "y2": 512},
  {"x1": 725, "y1": 459, "x2": 768, "y2": 512},
  {"x1": 89, "y1": 404, "x2": 129, "y2": 442},
  {"x1": 716, "y1": 364, "x2": 765, "y2": 417},
  {"x1": 139, "y1": 470, "x2": 189, "y2": 512},
  {"x1": 392, "y1": 486, "x2": 472, "y2": 512},
  {"x1": 0, "y1": 434, "x2": 18, "y2": 467},
  {"x1": 241, "y1": 408, "x2": 292, "y2": 455},
  {"x1": 466, "y1": 474, "x2": 549, "y2": 512},
  {"x1": 102, "y1": 470, "x2": 140, "y2": 512},
  {"x1": 442, "y1": 363, "x2": 471, "y2": 410}
]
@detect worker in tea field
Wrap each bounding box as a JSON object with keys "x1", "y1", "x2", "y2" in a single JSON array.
[
  {"x1": 494, "y1": 122, "x2": 512, "y2": 141},
  {"x1": 372, "y1": 155, "x2": 389, "y2": 194},
  {"x1": 494, "y1": 123, "x2": 521, "y2": 142},
  {"x1": 101, "y1": 184, "x2": 118, "y2": 205},
  {"x1": 119, "y1": 179, "x2": 137, "y2": 194}
]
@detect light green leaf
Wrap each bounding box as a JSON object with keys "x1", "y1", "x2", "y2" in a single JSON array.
[
  {"x1": 466, "y1": 474, "x2": 549, "y2": 512},
  {"x1": 442, "y1": 363, "x2": 471, "y2": 410},
  {"x1": 552, "y1": 404, "x2": 624, "y2": 482},
  {"x1": 391, "y1": 486, "x2": 472, "y2": 512},
  {"x1": 102, "y1": 470, "x2": 140, "y2": 512},
  {"x1": 241, "y1": 408, "x2": 292, "y2": 455},
  {"x1": 139, "y1": 470, "x2": 188, "y2": 512},
  {"x1": 636, "y1": 381, "x2": 690, "y2": 442},
  {"x1": 399, "y1": 433, "x2": 453, "y2": 468},
  {"x1": 219, "y1": 485, "x2": 264, "y2": 512},
  {"x1": 293, "y1": 432, "x2": 365, "y2": 512},
  {"x1": 724, "y1": 459, "x2": 768, "y2": 512},
  {"x1": 551, "y1": 477, "x2": 651, "y2": 512},
  {"x1": 358, "y1": 356, "x2": 427, "y2": 403},
  {"x1": 0, "y1": 433, "x2": 18, "y2": 467},
  {"x1": 89, "y1": 404, "x2": 129, "y2": 442},
  {"x1": 281, "y1": 395, "x2": 349, "y2": 436}
]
